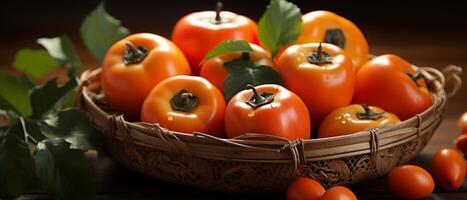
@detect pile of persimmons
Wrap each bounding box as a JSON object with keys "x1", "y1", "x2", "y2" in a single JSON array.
[{"x1": 98, "y1": 0, "x2": 465, "y2": 199}]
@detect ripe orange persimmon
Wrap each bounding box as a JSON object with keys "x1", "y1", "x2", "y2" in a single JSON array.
[
  {"x1": 318, "y1": 104, "x2": 400, "y2": 138},
  {"x1": 172, "y1": 3, "x2": 258, "y2": 74},
  {"x1": 101, "y1": 33, "x2": 191, "y2": 120},
  {"x1": 141, "y1": 76, "x2": 226, "y2": 137},
  {"x1": 388, "y1": 165, "x2": 434, "y2": 199},
  {"x1": 353, "y1": 54, "x2": 433, "y2": 121},
  {"x1": 320, "y1": 186, "x2": 357, "y2": 200},
  {"x1": 287, "y1": 178, "x2": 325, "y2": 200},
  {"x1": 296, "y1": 10, "x2": 369, "y2": 70},
  {"x1": 431, "y1": 148, "x2": 466, "y2": 191},
  {"x1": 225, "y1": 84, "x2": 310, "y2": 140},
  {"x1": 276, "y1": 43, "x2": 355, "y2": 127}
]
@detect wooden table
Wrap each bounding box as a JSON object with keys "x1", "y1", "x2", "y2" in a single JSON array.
[{"x1": 17, "y1": 116, "x2": 467, "y2": 200}]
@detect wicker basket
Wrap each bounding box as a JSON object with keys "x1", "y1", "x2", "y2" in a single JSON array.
[{"x1": 77, "y1": 65, "x2": 461, "y2": 193}]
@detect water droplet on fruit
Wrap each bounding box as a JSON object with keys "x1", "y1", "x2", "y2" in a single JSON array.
[
  {"x1": 167, "y1": 115, "x2": 174, "y2": 121},
  {"x1": 247, "y1": 111, "x2": 255, "y2": 117},
  {"x1": 341, "y1": 120, "x2": 347, "y2": 124}
]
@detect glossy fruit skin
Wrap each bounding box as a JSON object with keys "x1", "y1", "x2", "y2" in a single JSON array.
[
  {"x1": 200, "y1": 43, "x2": 272, "y2": 92},
  {"x1": 225, "y1": 84, "x2": 311, "y2": 140},
  {"x1": 431, "y1": 148, "x2": 466, "y2": 191},
  {"x1": 353, "y1": 54, "x2": 433, "y2": 121},
  {"x1": 456, "y1": 134, "x2": 467, "y2": 155},
  {"x1": 141, "y1": 75, "x2": 226, "y2": 137},
  {"x1": 287, "y1": 178, "x2": 325, "y2": 200},
  {"x1": 318, "y1": 104, "x2": 400, "y2": 138},
  {"x1": 276, "y1": 43, "x2": 355, "y2": 126},
  {"x1": 320, "y1": 186, "x2": 357, "y2": 200},
  {"x1": 388, "y1": 165, "x2": 434, "y2": 199},
  {"x1": 296, "y1": 11, "x2": 368, "y2": 70},
  {"x1": 101, "y1": 33, "x2": 191, "y2": 120},
  {"x1": 459, "y1": 112, "x2": 467, "y2": 132},
  {"x1": 172, "y1": 11, "x2": 258, "y2": 75}
]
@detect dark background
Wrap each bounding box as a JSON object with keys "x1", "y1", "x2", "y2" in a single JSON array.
[
  {"x1": 0, "y1": 0, "x2": 466, "y2": 112},
  {"x1": 1, "y1": 0, "x2": 466, "y2": 63},
  {"x1": 1, "y1": 0, "x2": 467, "y2": 31}
]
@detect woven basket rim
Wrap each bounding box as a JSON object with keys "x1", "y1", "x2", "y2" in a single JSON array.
[
  {"x1": 78, "y1": 67, "x2": 445, "y2": 139},
  {"x1": 76, "y1": 65, "x2": 456, "y2": 163}
]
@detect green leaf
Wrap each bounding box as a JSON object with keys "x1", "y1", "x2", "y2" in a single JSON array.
[
  {"x1": 223, "y1": 58, "x2": 283, "y2": 101},
  {"x1": 30, "y1": 77, "x2": 77, "y2": 119},
  {"x1": 0, "y1": 96, "x2": 17, "y2": 116},
  {"x1": 0, "y1": 71, "x2": 33, "y2": 116},
  {"x1": 34, "y1": 138, "x2": 95, "y2": 200},
  {"x1": 201, "y1": 40, "x2": 253, "y2": 64},
  {"x1": 39, "y1": 108, "x2": 102, "y2": 151},
  {"x1": 37, "y1": 35, "x2": 83, "y2": 72},
  {"x1": 13, "y1": 48, "x2": 60, "y2": 78},
  {"x1": 0, "y1": 122, "x2": 34, "y2": 200},
  {"x1": 19, "y1": 75, "x2": 36, "y2": 88},
  {"x1": 80, "y1": 2, "x2": 130, "y2": 62},
  {"x1": 24, "y1": 119, "x2": 47, "y2": 143},
  {"x1": 258, "y1": 0, "x2": 302, "y2": 57},
  {"x1": 60, "y1": 90, "x2": 77, "y2": 109}
]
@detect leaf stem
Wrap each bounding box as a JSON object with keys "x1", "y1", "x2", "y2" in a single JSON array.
[{"x1": 19, "y1": 117, "x2": 37, "y2": 144}]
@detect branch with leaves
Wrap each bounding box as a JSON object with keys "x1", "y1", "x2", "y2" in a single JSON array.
[{"x1": 0, "y1": 2, "x2": 129, "y2": 200}]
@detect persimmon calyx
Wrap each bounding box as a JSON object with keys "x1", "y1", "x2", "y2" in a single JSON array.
[
  {"x1": 170, "y1": 89, "x2": 198, "y2": 112},
  {"x1": 307, "y1": 43, "x2": 333, "y2": 65},
  {"x1": 405, "y1": 72, "x2": 425, "y2": 87},
  {"x1": 123, "y1": 42, "x2": 148, "y2": 65},
  {"x1": 356, "y1": 104, "x2": 384, "y2": 120},
  {"x1": 245, "y1": 84, "x2": 274, "y2": 108},
  {"x1": 324, "y1": 28, "x2": 346, "y2": 49}
]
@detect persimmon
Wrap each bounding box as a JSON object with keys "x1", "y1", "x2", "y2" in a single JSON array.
[{"x1": 101, "y1": 33, "x2": 190, "y2": 119}]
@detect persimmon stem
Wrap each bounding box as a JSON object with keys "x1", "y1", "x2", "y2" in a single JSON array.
[
  {"x1": 245, "y1": 84, "x2": 274, "y2": 108},
  {"x1": 405, "y1": 72, "x2": 425, "y2": 87},
  {"x1": 180, "y1": 93, "x2": 194, "y2": 105},
  {"x1": 356, "y1": 104, "x2": 384, "y2": 120},
  {"x1": 170, "y1": 89, "x2": 198, "y2": 112},
  {"x1": 215, "y1": 2, "x2": 223, "y2": 24},
  {"x1": 317, "y1": 43, "x2": 323, "y2": 61},
  {"x1": 307, "y1": 43, "x2": 333, "y2": 65},
  {"x1": 123, "y1": 42, "x2": 148, "y2": 65}
]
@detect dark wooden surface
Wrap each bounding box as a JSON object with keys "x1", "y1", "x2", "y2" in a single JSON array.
[{"x1": 17, "y1": 117, "x2": 467, "y2": 200}]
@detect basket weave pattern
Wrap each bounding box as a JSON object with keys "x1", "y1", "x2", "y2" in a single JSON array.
[{"x1": 77, "y1": 66, "x2": 459, "y2": 192}]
